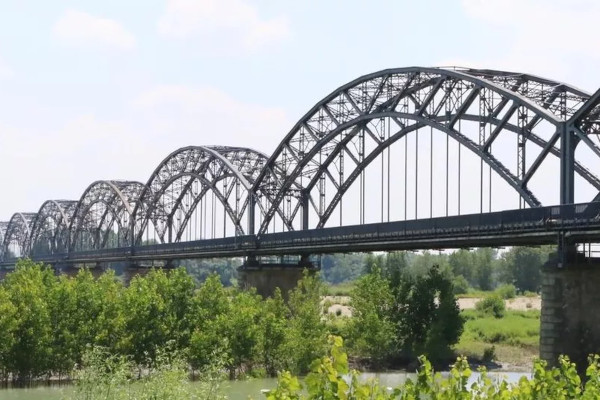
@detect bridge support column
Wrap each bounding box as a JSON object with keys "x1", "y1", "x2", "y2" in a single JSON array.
[
  {"x1": 123, "y1": 260, "x2": 176, "y2": 285},
  {"x1": 238, "y1": 255, "x2": 317, "y2": 298},
  {"x1": 54, "y1": 263, "x2": 82, "y2": 278},
  {"x1": 540, "y1": 255, "x2": 600, "y2": 372}
]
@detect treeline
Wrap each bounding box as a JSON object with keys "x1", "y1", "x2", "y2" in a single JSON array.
[
  {"x1": 0, "y1": 258, "x2": 465, "y2": 382},
  {"x1": 323, "y1": 246, "x2": 555, "y2": 293},
  {"x1": 0, "y1": 259, "x2": 329, "y2": 382}
]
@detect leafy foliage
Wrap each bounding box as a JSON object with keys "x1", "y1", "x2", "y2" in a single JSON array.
[
  {"x1": 349, "y1": 265, "x2": 463, "y2": 365},
  {"x1": 265, "y1": 337, "x2": 600, "y2": 399},
  {"x1": 475, "y1": 294, "x2": 506, "y2": 318},
  {"x1": 0, "y1": 260, "x2": 330, "y2": 382}
]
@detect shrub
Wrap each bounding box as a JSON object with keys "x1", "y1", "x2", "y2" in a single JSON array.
[
  {"x1": 475, "y1": 294, "x2": 506, "y2": 318},
  {"x1": 482, "y1": 346, "x2": 496, "y2": 363},
  {"x1": 452, "y1": 275, "x2": 470, "y2": 295},
  {"x1": 266, "y1": 337, "x2": 600, "y2": 399},
  {"x1": 495, "y1": 284, "x2": 516, "y2": 299}
]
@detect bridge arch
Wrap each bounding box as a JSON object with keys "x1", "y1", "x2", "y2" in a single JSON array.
[
  {"x1": 69, "y1": 180, "x2": 145, "y2": 251},
  {"x1": 2, "y1": 212, "x2": 36, "y2": 259},
  {"x1": 132, "y1": 146, "x2": 275, "y2": 244},
  {"x1": 254, "y1": 67, "x2": 600, "y2": 234},
  {"x1": 29, "y1": 200, "x2": 77, "y2": 257}
]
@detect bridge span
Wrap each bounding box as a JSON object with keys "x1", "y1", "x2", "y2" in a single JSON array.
[
  {"x1": 1, "y1": 66, "x2": 600, "y2": 368},
  {"x1": 3, "y1": 202, "x2": 598, "y2": 267}
]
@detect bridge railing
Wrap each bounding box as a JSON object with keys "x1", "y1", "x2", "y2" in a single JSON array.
[{"x1": 1, "y1": 202, "x2": 599, "y2": 266}]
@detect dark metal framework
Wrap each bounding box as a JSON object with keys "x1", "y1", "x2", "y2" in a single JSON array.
[
  {"x1": 29, "y1": 200, "x2": 77, "y2": 257},
  {"x1": 69, "y1": 180, "x2": 145, "y2": 251},
  {"x1": 1, "y1": 67, "x2": 600, "y2": 261}
]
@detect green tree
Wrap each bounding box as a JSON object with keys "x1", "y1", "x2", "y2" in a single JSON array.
[
  {"x1": 474, "y1": 248, "x2": 495, "y2": 291},
  {"x1": 3, "y1": 259, "x2": 55, "y2": 381},
  {"x1": 259, "y1": 288, "x2": 289, "y2": 376},
  {"x1": 223, "y1": 290, "x2": 262, "y2": 377},
  {"x1": 392, "y1": 266, "x2": 463, "y2": 363},
  {"x1": 448, "y1": 249, "x2": 475, "y2": 285},
  {"x1": 122, "y1": 268, "x2": 195, "y2": 366},
  {"x1": 321, "y1": 253, "x2": 367, "y2": 284},
  {"x1": 348, "y1": 267, "x2": 395, "y2": 366},
  {"x1": 499, "y1": 246, "x2": 553, "y2": 292},
  {"x1": 189, "y1": 274, "x2": 231, "y2": 371},
  {"x1": 0, "y1": 286, "x2": 17, "y2": 380},
  {"x1": 93, "y1": 270, "x2": 125, "y2": 352},
  {"x1": 285, "y1": 271, "x2": 328, "y2": 373}
]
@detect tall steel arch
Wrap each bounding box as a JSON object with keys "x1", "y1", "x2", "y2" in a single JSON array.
[
  {"x1": 253, "y1": 67, "x2": 600, "y2": 233},
  {"x1": 69, "y1": 180, "x2": 145, "y2": 251},
  {"x1": 131, "y1": 146, "x2": 273, "y2": 245}
]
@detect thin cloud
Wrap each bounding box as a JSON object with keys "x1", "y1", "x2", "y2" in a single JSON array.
[
  {"x1": 157, "y1": 0, "x2": 290, "y2": 52},
  {"x1": 53, "y1": 9, "x2": 136, "y2": 50},
  {"x1": 133, "y1": 84, "x2": 290, "y2": 152},
  {"x1": 458, "y1": 0, "x2": 600, "y2": 88}
]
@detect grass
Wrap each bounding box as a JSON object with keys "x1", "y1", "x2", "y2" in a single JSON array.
[
  {"x1": 455, "y1": 309, "x2": 540, "y2": 368},
  {"x1": 325, "y1": 281, "x2": 356, "y2": 296},
  {"x1": 456, "y1": 289, "x2": 492, "y2": 299}
]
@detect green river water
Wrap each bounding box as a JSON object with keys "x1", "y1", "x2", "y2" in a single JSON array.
[{"x1": 0, "y1": 371, "x2": 528, "y2": 399}]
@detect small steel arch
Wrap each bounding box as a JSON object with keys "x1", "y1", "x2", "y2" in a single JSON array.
[{"x1": 69, "y1": 180, "x2": 145, "y2": 251}]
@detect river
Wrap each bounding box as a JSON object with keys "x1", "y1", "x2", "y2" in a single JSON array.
[{"x1": 0, "y1": 371, "x2": 530, "y2": 399}]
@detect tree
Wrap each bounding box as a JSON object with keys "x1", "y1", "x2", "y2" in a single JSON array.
[
  {"x1": 3, "y1": 260, "x2": 55, "y2": 381},
  {"x1": 448, "y1": 249, "x2": 475, "y2": 285},
  {"x1": 320, "y1": 253, "x2": 366, "y2": 284},
  {"x1": 189, "y1": 274, "x2": 230, "y2": 371},
  {"x1": 259, "y1": 288, "x2": 289, "y2": 376},
  {"x1": 285, "y1": 271, "x2": 328, "y2": 373},
  {"x1": 0, "y1": 286, "x2": 17, "y2": 380},
  {"x1": 222, "y1": 290, "x2": 262, "y2": 377},
  {"x1": 348, "y1": 267, "x2": 395, "y2": 366},
  {"x1": 474, "y1": 248, "x2": 495, "y2": 291},
  {"x1": 499, "y1": 246, "x2": 552, "y2": 292},
  {"x1": 393, "y1": 266, "x2": 463, "y2": 363},
  {"x1": 122, "y1": 268, "x2": 195, "y2": 366}
]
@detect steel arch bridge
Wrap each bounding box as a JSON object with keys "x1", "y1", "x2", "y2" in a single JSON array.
[{"x1": 2, "y1": 66, "x2": 600, "y2": 265}]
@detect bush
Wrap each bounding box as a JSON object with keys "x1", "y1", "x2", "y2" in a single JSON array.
[
  {"x1": 475, "y1": 294, "x2": 506, "y2": 318},
  {"x1": 266, "y1": 337, "x2": 600, "y2": 399},
  {"x1": 482, "y1": 345, "x2": 496, "y2": 363},
  {"x1": 452, "y1": 275, "x2": 470, "y2": 295},
  {"x1": 495, "y1": 284, "x2": 516, "y2": 299}
]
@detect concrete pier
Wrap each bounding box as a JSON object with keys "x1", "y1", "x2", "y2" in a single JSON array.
[
  {"x1": 238, "y1": 256, "x2": 317, "y2": 298},
  {"x1": 540, "y1": 256, "x2": 600, "y2": 371}
]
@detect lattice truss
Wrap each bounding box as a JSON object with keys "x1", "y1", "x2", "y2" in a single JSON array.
[
  {"x1": 2, "y1": 213, "x2": 36, "y2": 258},
  {"x1": 29, "y1": 200, "x2": 77, "y2": 257},
  {"x1": 132, "y1": 146, "x2": 272, "y2": 245},
  {"x1": 1, "y1": 67, "x2": 600, "y2": 260},
  {"x1": 254, "y1": 67, "x2": 600, "y2": 233},
  {"x1": 69, "y1": 180, "x2": 145, "y2": 251}
]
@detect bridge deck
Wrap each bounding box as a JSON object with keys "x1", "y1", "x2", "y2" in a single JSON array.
[{"x1": 3, "y1": 202, "x2": 600, "y2": 268}]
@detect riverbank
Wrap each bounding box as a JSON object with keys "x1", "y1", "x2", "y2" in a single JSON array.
[{"x1": 323, "y1": 291, "x2": 541, "y2": 370}]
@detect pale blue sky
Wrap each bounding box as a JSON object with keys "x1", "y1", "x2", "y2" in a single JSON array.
[{"x1": 1, "y1": 0, "x2": 599, "y2": 220}]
